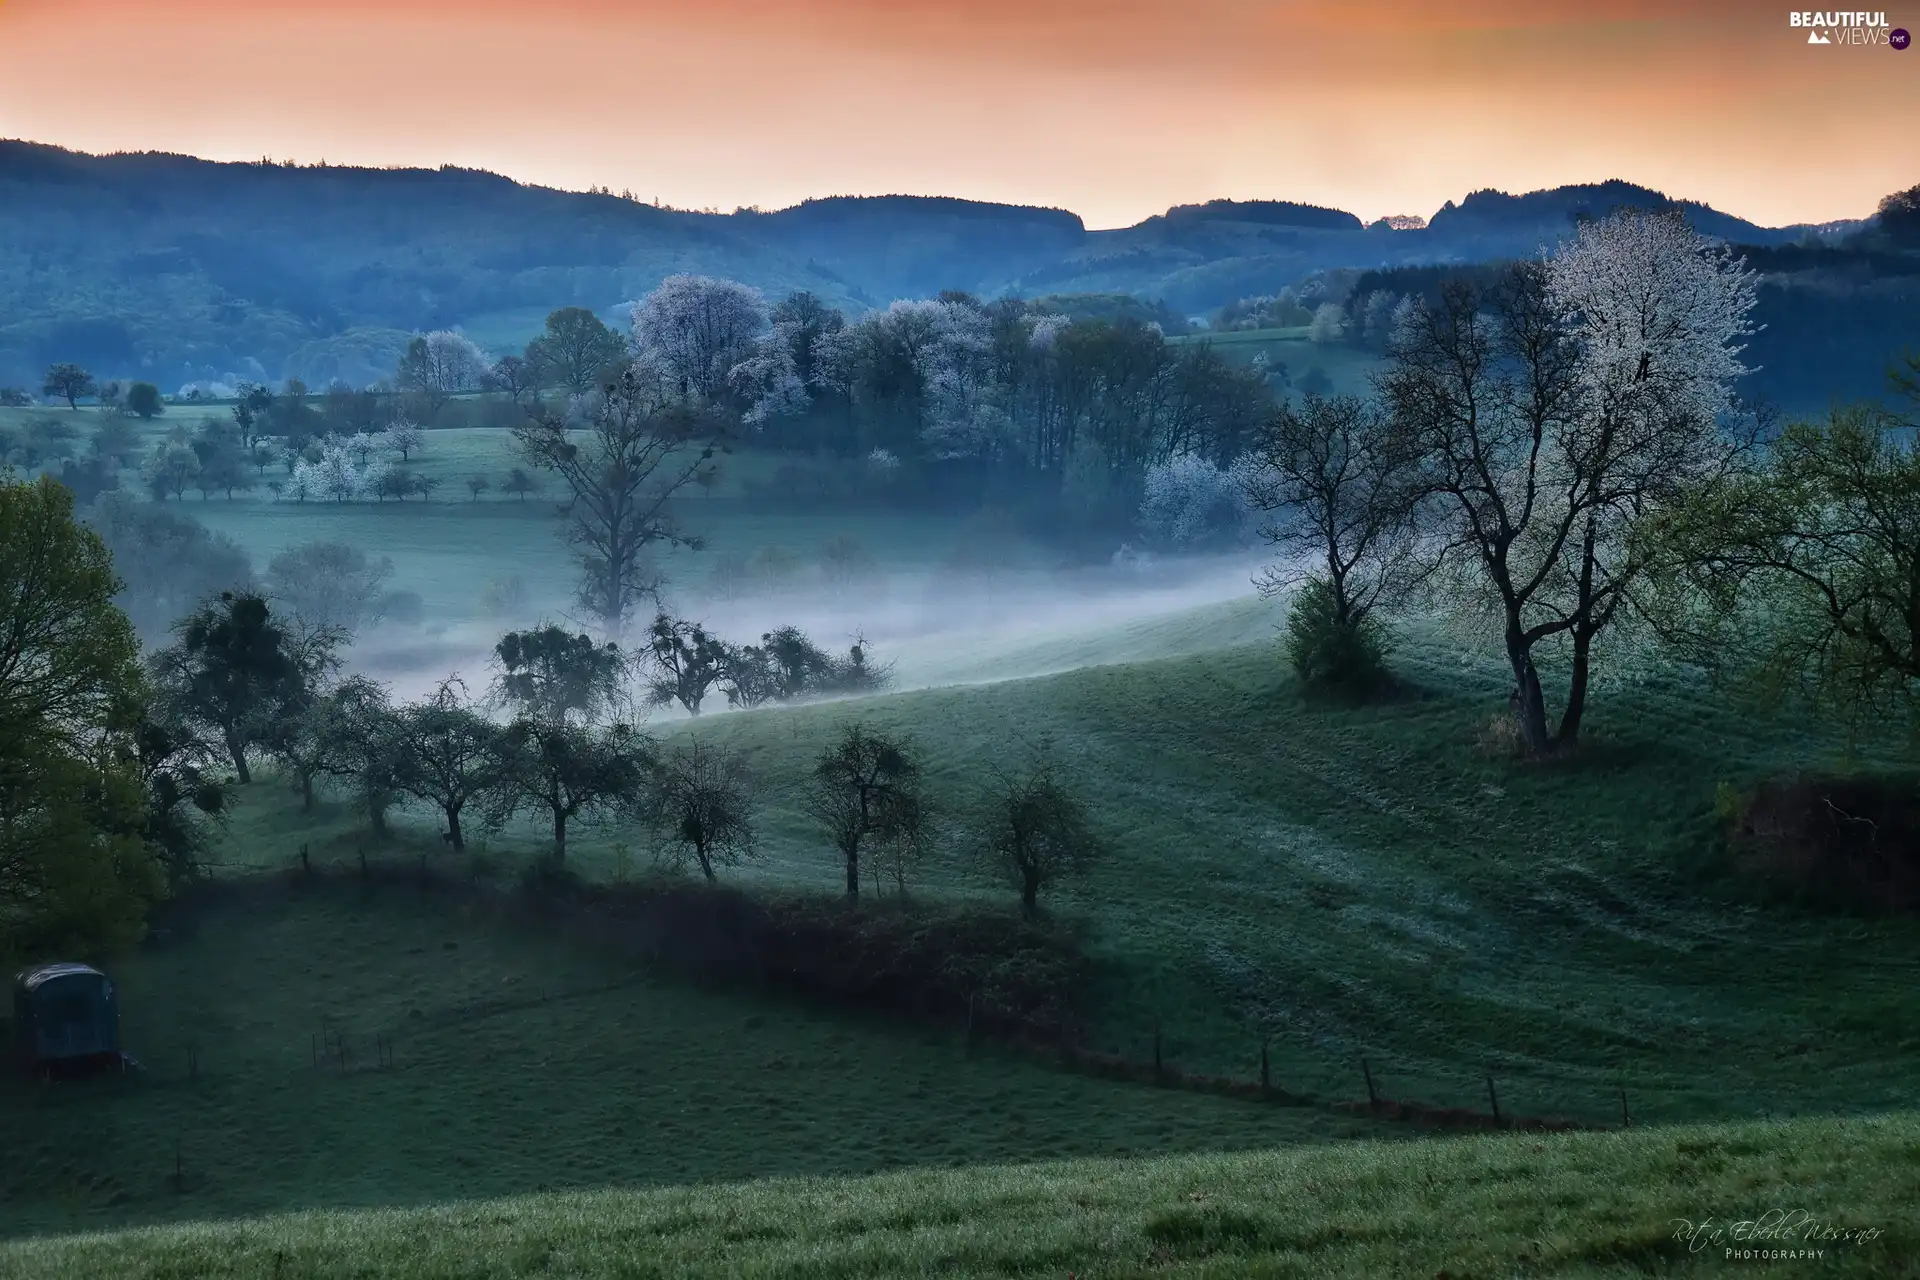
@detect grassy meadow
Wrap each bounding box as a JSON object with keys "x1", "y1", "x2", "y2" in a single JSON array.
[
  {"x1": 5, "y1": 1112, "x2": 1915, "y2": 1277},
  {"x1": 4, "y1": 401, "x2": 1920, "y2": 1272}
]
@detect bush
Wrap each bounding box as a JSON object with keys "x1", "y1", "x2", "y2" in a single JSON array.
[
  {"x1": 1723, "y1": 774, "x2": 1920, "y2": 914},
  {"x1": 1283, "y1": 575, "x2": 1388, "y2": 693}
]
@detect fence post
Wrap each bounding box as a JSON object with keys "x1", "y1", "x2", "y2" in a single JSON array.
[
  {"x1": 1152, "y1": 1026, "x2": 1163, "y2": 1083},
  {"x1": 1260, "y1": 1041, "x2": 1270, "y2": 1097},
  {"x1": 1362, "y1": 1057, "x2": 1378, "y2": 1107},
  {"x1": 1486, "y1": 1075, "x2": 1501, "y2": 1125},
  {"x1": 1620, "y1": 1087, "x2": 1631, "y2": 1129}
]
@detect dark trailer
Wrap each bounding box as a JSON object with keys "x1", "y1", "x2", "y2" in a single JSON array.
[{"x1": 11, "y1": 963, "x2": 120, "y2": 1073}]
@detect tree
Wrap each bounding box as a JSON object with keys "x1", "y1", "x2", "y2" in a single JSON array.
[
  {"x1": 124, "y1": 710, "x2": 230, "y2": 889},
  {"x1": 484, "y1": 353, "x2": 539, "y2": 405},
  {"x1": 374, "y1": 469, "x2": 415, "y2": 503},
  {"x1": 126, "y1": 382, "x2": 165, "y2": 420},
  {"x1": 82, "y1": 492, "x2": 254, "y2": 643},
  {"x1": 631, "y1": 275, "x2": 768, "y2": 403},
  {"x1": 409, "y1": 473, "x2": 439, "y2": 502},
  {"x1": 1381, "y1": 211, "x2": 1759, "y2": 754},
  {"x1": 502, "y1": 467, "x2": 538, "y2": 502},
  {"x1": 43, "y1": 363, "x2": 96, "y2": 410},
  {"x1": 148, "y1": 592, "x2": 339, "y2": 783},
  {"x1": 492, "y1": 718, "x2": 650, "y2": 862},
  {"x1": 232, "y1": 382, "x2": 278, "y2": 447},
  {"x1": 0, "y1": 475, "x2": 163, "y2": 952},
  {"x1": 526, "y1": 307, "x2": 628, "y2": 397},
  {"x1": 466, "y1": 474, "x2": 491, "y2": 502},
  {"x1": 142, "y1": 437, "x2": 199, "y2": 501},
  {"x1": 190, "y1": 421, "x2": 252, "y2": 500},
  {"x1": 265, "y1": 541, "x2": 397, "y2": 634},
  {"x1": 513, "y1": 364, "x2": 724, "y2": 635},
  {"x1": 492, "y1": 625, "x2": 627, "y2": 726},
  {"x1": 387, "y1": 679, "x2": 507, "y2": 850},
  {"x1": 90, "y1": 414, "x2": 143, "y2": 468},
  {"x1": 395, "y1": 331, "x2": 488, "y2": 422},
  {"x1": 1644, "y1": 393, "x2": 1920, "y2": 729},
  {"x1": 0, "y1": 477, "x2": 143, "y2": 757},
  {"x1": 983, "y1": 745, "x2": 1104, "y2": 912},
  {"x1": 385, "y1": 419, "x2": 425, "y2": 461},
  {"x1": 638, "y1": 614, "x2": 728, "y2": 715},
  {"x1": 649, "y1": 739, "x2": 757, "y2": 882},
  {"x1": 1244, "y1": 393, "x2": 1429, "y2": 690},
  {"x1": 804, "y1": 722, "x2": 925, "y2": 900},
  {"x1": 264, "y1": 674, "x2": 388, "y2": 812}
]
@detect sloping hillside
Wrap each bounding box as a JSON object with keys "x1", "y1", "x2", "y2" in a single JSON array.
[{"x1": 0, "y1": 140, "x2": 1897, "y2": 396}]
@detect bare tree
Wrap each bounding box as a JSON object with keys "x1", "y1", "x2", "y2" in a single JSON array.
[
  {"x1": 1246, "y1": 392, "x2": 1429, "y2": 630},
  {"x1": 512, "y1": 363, "x2": 724, "y2": 636},
  {"x1": 983, "y1": 744, "x2": 1104, "y2": 912},
  {"x1": 387, "y1": 678, "x2": 507, "y2": 850},
  {"x1": 491, "y1": 719, "x2": 651, "y2": 862},
  {"x1": 649, "y1": 739, "x2": 758, "y2": 882},
  {"x1": 805, "y1": 722, "x2": 925, "y2": 901}
]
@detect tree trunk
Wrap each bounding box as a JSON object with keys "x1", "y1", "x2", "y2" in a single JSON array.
[
  {"x1": 845, "y1": 843, "x2": 860, "y2": 901},
  {"x1": 1556, "y1": 627, "x2": 1594, "y2": 747},
  {"x1": 300, "y1": 772, "x2": 315, "y2": 812},
  {"x1": 1021, "y1": 870, "x2": 1040, "y2": 913},
  {"x1": 552, "y1": 808, "x2": 567, "y2": 861},
  {"x1": 225, "y1": 730, "x2": 251, "y2": 784},
  {"x1": 445, "y1": 805, "x2": 464, "y2": 851},
  {"x1": 1505, "y1": 636, "x2": 1551, "y2": 758}
]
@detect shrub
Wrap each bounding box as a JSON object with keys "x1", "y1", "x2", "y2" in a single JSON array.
[
  {"x1": 1723, "y1": 774, "x2": 1920, "y2": 914},
  {"x1": 1283, "y1": 574, "x2": 1388, "y2": 693}
]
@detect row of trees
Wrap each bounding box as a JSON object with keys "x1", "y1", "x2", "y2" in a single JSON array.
[{"x1": 1245, "y1": 206, "x2": 1920, "y2": 757}]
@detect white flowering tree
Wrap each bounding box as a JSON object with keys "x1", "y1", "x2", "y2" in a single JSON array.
[
  {"x1": 1381, "y1": 208, "x2": 1760, "y2": 754},
  {"x1": 632, "y1": 274, "x2": 768, "y2": 404},
  {"x1": 396, "y1": 330, "x2": 489, "y2": 420},
  {"x1": 1138, "y1": 452, "x2": 1258, "y2": 549},
  {"x1": 385, "y1": 419, "x2": 425, "y2": 461},
  {"x1": 289, "y1": 438, "x2": 390, "y2": 504},
  {"x1": 1307, "y1": 302, "x2": 1347, "y2": 344}
]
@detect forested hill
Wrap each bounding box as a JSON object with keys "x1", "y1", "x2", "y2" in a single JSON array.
[{"x1": 0, "y1": 139, "x2": 1898, "y2": 397}]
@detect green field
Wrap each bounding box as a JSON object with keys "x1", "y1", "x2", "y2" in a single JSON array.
[
  {"x1": 4, "y1": 401, "x2": 1920, "y2": 1272},
  {"x1": 5, "y1": 1111, "x2": 1914, "y2": 1277}
]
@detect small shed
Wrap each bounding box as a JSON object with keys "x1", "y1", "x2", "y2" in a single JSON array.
[{"x1": 11, "y1": 963, "x2": 120, "y2": 1071}]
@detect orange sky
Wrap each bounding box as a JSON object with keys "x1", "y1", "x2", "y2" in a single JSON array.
[{"x1": 0, "y1": 0, "x2": 1912, "y2": 228}]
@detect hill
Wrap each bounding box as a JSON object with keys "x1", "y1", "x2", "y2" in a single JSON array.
[
  {"x1": 3, "y1": 139, "x2": 1907, "y2": 398},
  {"x1": 3, "y1": 1111, "x2": 1913, "y2": 1277}
]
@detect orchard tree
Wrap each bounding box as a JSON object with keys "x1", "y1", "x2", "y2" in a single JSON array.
[
  {"x1": 527, "y1": 307, "x2": 628, "y2": 397},
  {"x1": 982, "y1": 745, "x2": 1104, "y2": 912},
  {"x1": 387, "y1": 678, "x2": 506, "y2": 851},
  {"x1": 148, "y1": 591, "x2": 340, "y2": 783},
  {"x1": 513, "y1": 363, "x2": 725, "y2": 636},
  {"x1": 638, "y1": 614, "x2": 728, "y2": 715},
  {"x1": 492, "y1": 625, "x2": 627, "y2": 726},
  {"x1": 81, "y1": 492, "x2": 254, "y2": 643},
  {"x1": 491, "y1": 718, "x2": 651, "y2": 862},
  {"x1": 1381, "y1": 210, "x2": 1760, "y2": 754},
  {"x1": 43, "y1": 363, "x2": 96, "y2": 410},
  {"x1": 385, "y1": 420, "x2": 425, "y2": 461},
  {"x1": 649, "y1": 739, "x2": 757, "y2": 882},
  {"x1": 632, "y1": 274, "x2": 768, "y2": 403},
  {"x1": 805, "y1": 722, "x2": 926, "y2": 900}
]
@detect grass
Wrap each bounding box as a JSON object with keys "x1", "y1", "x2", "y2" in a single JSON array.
[
  {"x1": 3, "y1": 1110, "x2": 1914, "y2": 1276},
  {"x1": 192, "y1": 609, "x2": 1920, "y2": 1134},
  {"x1": 0, "y1": 884, "x2": 1379, "y2": 1238}
]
